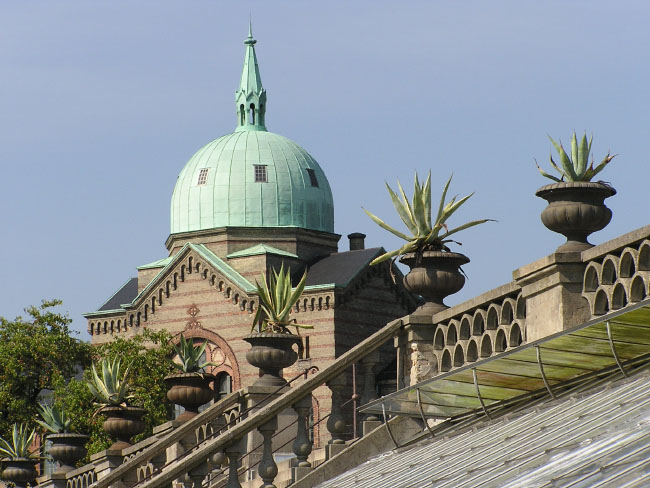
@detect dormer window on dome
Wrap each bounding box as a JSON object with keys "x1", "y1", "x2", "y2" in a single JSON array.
[
  {"x1": 254, "y1": 165, "x2": 267, "y2": 183},
  {"x1": 197, "y1": 168, "x2": 209, "y2": 185},
  {"x1": 307, "y1": 168, "x2": 319, "y2": 188}
]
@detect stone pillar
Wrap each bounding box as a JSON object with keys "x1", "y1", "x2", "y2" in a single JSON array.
[
  {"x1": 513, "y1": 251, "x2": 590, "y2": 342},
  {"x1": 394, "y1": 315, "x2": 437, "y2": 388},
  {"x1": 91, "y1": 449, "x2": 124, "y2": 482},
  {"x1": 36, "y1": 473, "x2": 67, "y2": 488}
]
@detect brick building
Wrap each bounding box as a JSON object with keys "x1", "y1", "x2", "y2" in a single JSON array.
[{"x1": 83, "y1": 27, "x2": 415, "y2": 435}]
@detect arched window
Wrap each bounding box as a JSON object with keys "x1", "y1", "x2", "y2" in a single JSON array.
[{"x1": 249, "y1": 103, "x2": 256, "y2": 124}]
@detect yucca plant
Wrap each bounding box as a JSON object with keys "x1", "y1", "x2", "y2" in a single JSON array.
[
  {"x1": 169, "y1": 334, "x2": 217, "y2": 373},
  {"x1": 252, "y1": 264, "x2": 311, "y2": 334},
  {"x1": 0, "y1": 424, "x2": 37, "y2": 460},
  {"x1": 36, "y1": 403, "x2": 72, "y2": 434},
  {"x1": 537, "y1": 132, "x2": 616, "y2": 182},
  {"x1": 364, "y1": 172, "x2": 492, "y2": 266},
  {"x1": 86, "y1": 357, "x2": 134, "y2": 408}
]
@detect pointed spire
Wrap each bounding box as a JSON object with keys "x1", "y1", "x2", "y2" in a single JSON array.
[{"x1": 235, "y1": 21, "x2": 267, "y2": 132}]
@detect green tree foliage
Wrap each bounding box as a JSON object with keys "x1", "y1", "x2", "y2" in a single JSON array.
[
  {"x1": 52, "y1": 329, "x2": 175, "y2": 457},
  {"x1": 0, "y1": 300, "x2": 91, "y2": 439}
]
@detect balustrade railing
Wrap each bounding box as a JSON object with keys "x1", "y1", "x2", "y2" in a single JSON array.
[{"x1": 87, "y1": 317, "x2": 405, "y2": 488}]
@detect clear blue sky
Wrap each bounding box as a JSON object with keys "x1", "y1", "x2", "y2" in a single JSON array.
[{"x1": 1, "y1": 1, "x2": 649, "y2": 340}]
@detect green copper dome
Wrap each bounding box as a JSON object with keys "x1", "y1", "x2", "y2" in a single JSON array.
[
  {"x1": 170, "y1": 130, "x2": 334, "y2": 233},
  {"x1": 170, "y1": 26, "x2": 334, "y2": 235}
]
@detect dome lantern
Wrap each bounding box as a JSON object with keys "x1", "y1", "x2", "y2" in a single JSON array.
[{"x1": 235, "y1": 21, "x2": 267, "y2": 132}]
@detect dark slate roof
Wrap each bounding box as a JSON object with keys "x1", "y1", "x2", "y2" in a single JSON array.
[
  {"x1": 97, "y1": 278, "x2": 138, "y2": 311},
  {"x1": 305, "y1": 248, "x2": 382, "y2": 287}
]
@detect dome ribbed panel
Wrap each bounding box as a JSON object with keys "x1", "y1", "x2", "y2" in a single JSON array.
[{"x1": 170, "y1": 131, "x2": 334, "y2": 234}]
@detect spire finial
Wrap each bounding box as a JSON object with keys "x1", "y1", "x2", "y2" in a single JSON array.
[
  {"x1": 245, "y1": 16, "x2": 256, "y2": 46},
  {"x1": 235, "y1": 22, "x2": 267, "y2": 132}
]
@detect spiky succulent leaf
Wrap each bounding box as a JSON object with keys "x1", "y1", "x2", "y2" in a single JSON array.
[
  {"x1": 86, "y1": 358, "x2": 133, "y2": 407},
  {"x1": 548, "y1": 136, "x2": 578, "y2": 181},
  {"x1": 37, "y1": 403, "x2": 71, "y2": 434},
  {"x1": 570, "y1": 132, "x2": 579, "y2": 174},
  {"x1": 366, "y1": 172, "x2": 491, "y2": 264},
  {"x1": 363, "y1": 209, "x2": 412, "y2": 241},
  {"x1": 252, "y1": 265, "x2": 309, "y2": 333},
  {"x1": 0, "y1": 424, "x2": 36, "y2": 459},
  {"x1": 577, "y1": 132, "x2": 589, "y2": 176},
  {"x1": 540, "y1": 133, "x2": 615, "y2": 182},
  {"x1": 536, "y1": 160, "x2": 562, "y2": 182},
  {"x1": 385, "y1": 183, "x2": 417, "y2": 234},
  {"x1": 436, "y1": 175, "x2": 452, "y2": 225},
  {"x1": 396, "y1": 179, "x2": 415, "y2": 230},
  {"x1": 441, "y1": 219, "x2": 495, "y2": 240},
  {"x1": 169, "y1": 334, "x2": 215, "y2": 373}
]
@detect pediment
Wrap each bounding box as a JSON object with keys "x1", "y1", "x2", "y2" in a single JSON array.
[{"x1": 125, "y1": 243, "x2": 257, "y2": 318}]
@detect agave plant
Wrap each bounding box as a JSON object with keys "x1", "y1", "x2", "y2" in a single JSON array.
[
  {"x1": 364, "y1": 172, "x2": 492, "y2": 265},
  {"x1": 252, "y1": 264, "x2": 311, "y2": 334},
  {"x1": 169, "y1": 334, "x2": 217, "y2": 373},
  {"x1": 0, "y1": 423, "x2": 37, "y2": 459},
  {"x1": 86, "y1": 357, "x2": 134, "y2": 408},
  {"x1": 36, "y1": 403, "x2": 72, "y2": 434},
  {"x1": 537, "y1": 132, "x2": 616, "y2": 182}
]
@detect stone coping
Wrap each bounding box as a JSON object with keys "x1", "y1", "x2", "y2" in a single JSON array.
[
  {"x1": 582, "y1": 224, "x2": 650, "y2": 261},
  {"x1": 512, "y1": 251, "x2": 583, "y2": 282}
]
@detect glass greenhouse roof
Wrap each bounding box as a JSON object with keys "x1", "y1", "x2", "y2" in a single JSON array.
[{"x1": 360, "y1": 298, "x2": 650, "y2": 419}]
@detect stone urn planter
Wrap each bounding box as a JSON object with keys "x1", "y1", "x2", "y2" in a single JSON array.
[
  {"x1": 47, "y1": 433, "x2": 89, "y2": 474},
  {"x1": 244, "y1": 333, "x2": 301, "y2": 387},
  {"x1": 401, "y1": 251, "x2": 470, "y2": 316},
  {"x1": 536, "y1": 181, "x2": 616, "y2": 252},
  {"x1": 164, "y1": 372, "x2": 215, "y2": 423},
  {"x1": 0, "y1": 458, "x2": 37, "y2": 488},
  {"x1": 100, "y1": 406, "x2": 146, "y2": 451}
]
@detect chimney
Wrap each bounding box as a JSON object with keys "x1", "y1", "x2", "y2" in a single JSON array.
[{"x1": 348, "y1": 232, "x2": 366, "y2": 251}]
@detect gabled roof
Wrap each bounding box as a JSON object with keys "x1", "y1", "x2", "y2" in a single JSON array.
[
  {"x1": 87, "y1": 243, "x2": 255, "y2": 315},
  {"x1": 226, "y1": 244, "x2": 298, "y2": 259},
  {"x1": 137, "y1": 256, "x2": 173, "y2": 270},
  {"x1": 305, "y1": 248, "x2": 383, "y2": 288},
  {"x1": 130, "y1": 243, "x2": 255, "y2": 308},
  {"x1": 96, "y1": 278, "x2": 138, "y2": 312}
]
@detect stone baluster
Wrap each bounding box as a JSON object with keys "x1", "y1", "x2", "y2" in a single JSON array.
[
  {"x1": 257, "y1": 417, "x2": 279, "y2": 488},
  {"x1": 292, "y1": 395, "x2": 313, "y2": 482},
  {"x1": 292, "y1": 395, "x2": 313, "y2": 466},
  {"x1": 183, "y1": 467, "x2": 205, "y2": 488},
  {"x1": 224, "y1": 441, "x2": 243, "y2": 488},
  {"x1": 360, "y1": 351, "x2": 382, "y2": 435},
  {"x1": 207, "y1": 450, "x2": 227, "y2": 485},
  {"x1": 326, "y1": 374, "x2": 347, "y2": 458},
  {"x1": 360, "y1": 351, "x2": 380, "y2": 418}
]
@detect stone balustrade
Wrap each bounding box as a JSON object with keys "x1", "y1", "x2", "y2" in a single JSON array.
[
  {"x1": 35, "y1": 319, "x2": 404, "y2": 488},
  {"x1": 582, "y1": 226, "x2": 650, "y2": 316}
]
